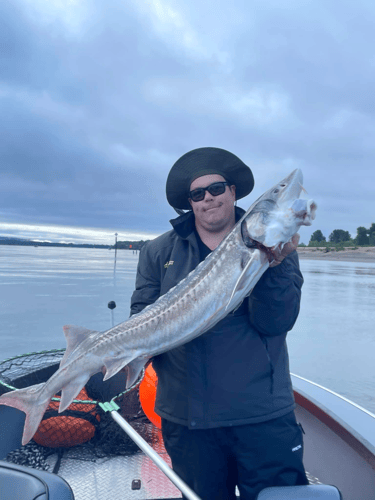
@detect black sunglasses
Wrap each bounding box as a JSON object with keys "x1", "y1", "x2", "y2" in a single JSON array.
[{"x1": 189, "y1": 181, "x2": 229, "y2": 202}]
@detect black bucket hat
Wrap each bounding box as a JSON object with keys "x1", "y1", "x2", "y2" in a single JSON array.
[{"x1": 166, "y1": 147, "x2": 254, "y2": 210}]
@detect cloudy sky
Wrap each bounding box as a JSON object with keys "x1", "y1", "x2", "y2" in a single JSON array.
[{"x1": 1, "y1": 0, "x2": 374, "y2": 245}]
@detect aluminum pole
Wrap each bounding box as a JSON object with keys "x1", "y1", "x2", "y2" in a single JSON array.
[{"x1": 109, "y1": 409, "x2": 202, "y2": 500}]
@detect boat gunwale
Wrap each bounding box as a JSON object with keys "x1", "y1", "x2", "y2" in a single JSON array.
[{"x1": 292, "y1": 373, "x2": 375, "y2": 470}]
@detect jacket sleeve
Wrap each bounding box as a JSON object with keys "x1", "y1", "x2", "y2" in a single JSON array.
[
  {"x1": 130, "y1": 242, "x2": 161, "y2": 316},
  {"x1": 247, "y1": 250, "x2": 304, "y2": 336}
]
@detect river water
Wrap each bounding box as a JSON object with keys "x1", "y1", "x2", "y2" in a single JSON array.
[{"x1": 0, "y1": 246, "x2": 374, "y2": 413}]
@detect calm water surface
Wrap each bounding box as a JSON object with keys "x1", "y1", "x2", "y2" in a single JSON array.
[
  {"x1": 289, "y1": 258, "x2": 375, "y2": 413},
  {"x1": 0, "y1": 247, "x2": 374, "y2": 413}
]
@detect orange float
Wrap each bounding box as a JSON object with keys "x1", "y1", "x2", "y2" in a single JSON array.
[
  {"x1": 139, "y1": 363, "x2": 161, "y2": 429},
  {"x1": 33, "y1": 387, "x2": 100, "y2": 448}
]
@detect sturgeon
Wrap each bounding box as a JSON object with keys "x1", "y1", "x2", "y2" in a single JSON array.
[{"x1": 0, "y1": 168, "x2": 316, "y2": 445}]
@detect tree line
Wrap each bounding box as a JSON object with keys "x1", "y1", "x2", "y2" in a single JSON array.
[
  {"x1": 308, "y1": 223, "x2": 375, "y2": 246},
  {"x1": 0, "y1": 236, "x2": 150, "y2": 250}
]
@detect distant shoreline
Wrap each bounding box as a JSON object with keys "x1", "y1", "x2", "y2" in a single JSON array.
[
  {"x1": 2, "y1": 239, "x2": 375, "y2": 263},
  {"x1": 0, "y1": 238, "x2": 147, "y2": 250},
  {"x1": 297, "y1": 246, "x2": 375, "y2": 262}
]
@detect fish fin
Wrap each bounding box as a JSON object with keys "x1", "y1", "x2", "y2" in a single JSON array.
[
  {"x1": 102, "y1": 356, "x2": 133, "y2": 382},
  {"x1": 125, "y1": 357, "x2": 148, "y2": 389},
  {"x1": 59, "y1": 374, "x2": 90, "y2": 412},
  {"x1": 225, "y1": 255, "x2": 255, "y2": 312},
  {"x1": 0, "y1": 383, "x2": 50, "y2": 445},
  {"x1": 231, "y1": 299, "x2": 244, "y2": 314},
  {"x1": 60, "y1": 325, "x2": 99, "y2": 367}
]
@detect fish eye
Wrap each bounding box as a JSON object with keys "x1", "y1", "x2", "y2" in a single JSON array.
[
  {"x1": 280, "y1": 184, "x2": 286, "y2": 187},
  {"x1": 273, "y1": 189, "x2": 280, "y2": 193}
]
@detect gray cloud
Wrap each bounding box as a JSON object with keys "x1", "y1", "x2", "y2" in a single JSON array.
[{"x1": 1, "y1": 0, "x2": 374, "y2": 244}]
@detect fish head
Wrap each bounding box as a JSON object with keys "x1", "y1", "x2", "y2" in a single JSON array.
[{"x1": 241, "y1": 169, "x2": 317, "y2": 259}]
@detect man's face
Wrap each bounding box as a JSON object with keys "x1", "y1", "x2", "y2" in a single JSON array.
[{"x1": 188, "y1": 174, "x2": 236, "y2": 232}]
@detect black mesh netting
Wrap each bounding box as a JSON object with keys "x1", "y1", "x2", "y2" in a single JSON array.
[{"x1": 0, "y1": 350, "x2": 161, "y2": 471}]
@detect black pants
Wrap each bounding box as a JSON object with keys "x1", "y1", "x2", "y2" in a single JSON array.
[{"x1": 161, "y1": 412, "x2": 308, "y2": 500}]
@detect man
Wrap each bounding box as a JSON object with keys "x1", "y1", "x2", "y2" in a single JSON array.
[{"x1": 130, "y1": 147, "x2": 308, "y2": 499}]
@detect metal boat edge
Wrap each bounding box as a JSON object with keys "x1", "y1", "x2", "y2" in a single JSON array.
[{"x1": 292, "y1": 373, "x2": 375, "y2": 499}]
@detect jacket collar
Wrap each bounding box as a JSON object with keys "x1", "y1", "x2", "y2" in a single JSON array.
[{"x1": 169, "y1": 206, "x2": 246, "y2": 240}]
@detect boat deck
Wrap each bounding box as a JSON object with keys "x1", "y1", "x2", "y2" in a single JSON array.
[{"x1": 46, "y1": 432, "x2": 322, "y2": 500}]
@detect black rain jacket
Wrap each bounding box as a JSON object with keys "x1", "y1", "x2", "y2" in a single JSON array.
[{"x1": 130, "y1": 207, "x2": 304, "y2": 429}]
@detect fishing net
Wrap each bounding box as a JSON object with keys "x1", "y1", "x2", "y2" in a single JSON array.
[{"x1": 0, "y1": 349, "x2": 161, "y2": 472}]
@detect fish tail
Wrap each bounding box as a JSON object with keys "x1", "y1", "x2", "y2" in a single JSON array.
[{"x1": 0, "y1": 383, "x2": 50, "y2": 445}]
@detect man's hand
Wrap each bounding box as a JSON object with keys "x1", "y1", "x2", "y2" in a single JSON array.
[{"x1": 269, "y1": 233, "x2": 300, "y2": 268}]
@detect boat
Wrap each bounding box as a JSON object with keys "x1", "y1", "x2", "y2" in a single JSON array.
[{"x1": 0, "y1": 354, "x2": 374, "y2": 499}]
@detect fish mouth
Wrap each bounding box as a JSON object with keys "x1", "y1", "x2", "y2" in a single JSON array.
[
  {"x1": 240, "y1": 197, "x2": 318, "y2": 263},
  {"x1": 291, "y1": 199, "x2": 317, "y2": 226}
]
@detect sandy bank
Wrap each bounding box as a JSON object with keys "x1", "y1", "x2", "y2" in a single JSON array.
[{"x1": 297, "y1": 246, "x2": 375, "y2": 263}]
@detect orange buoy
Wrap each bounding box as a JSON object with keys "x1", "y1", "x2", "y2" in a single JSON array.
[
  {"x1": 33, "y1": 387, "x2": 100, "y2": 448},
  {"x1": 139, "y1": 364, "x2": 161, "y2": 429}
]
